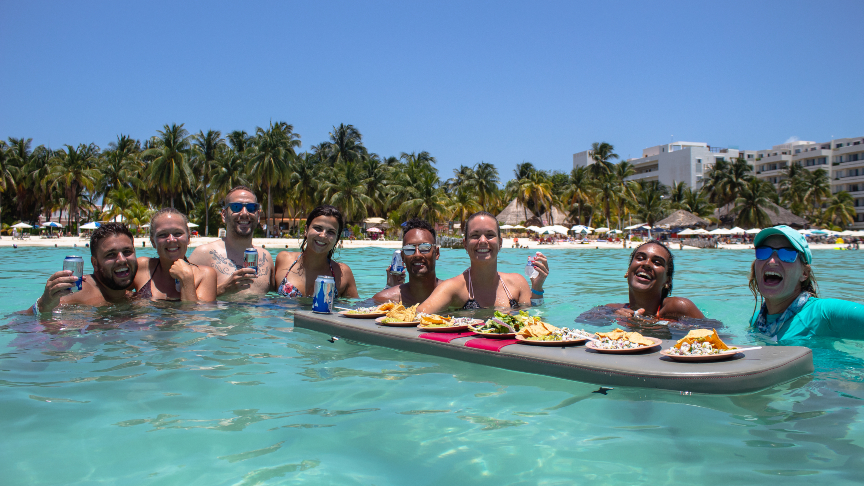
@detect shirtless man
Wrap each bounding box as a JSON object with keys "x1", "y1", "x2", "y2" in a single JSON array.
[
  {"x1": 189, "y1": 186, "x2": 274, "y2": 298},
  {"x1": 372, "y1": 218, "x2": 443, "y2": 306},
  {"x1": 28, "y1": 223, "x2": 138, "y2": 314}
]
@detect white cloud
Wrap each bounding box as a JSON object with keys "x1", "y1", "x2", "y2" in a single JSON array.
[{"x1": 784, "y1": 136, "x2": 800, "y2": 144}]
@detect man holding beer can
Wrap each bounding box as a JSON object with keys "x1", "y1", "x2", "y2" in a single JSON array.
[
  {"x1": 373, "y1": 218, "x2": 443, "y2": 306},
  {"x1": 28, "y1": 223, "x2": 139, "y2": 314},
  {"x1": 189, "y1": 186, "x2": 275, "y2": 299}
]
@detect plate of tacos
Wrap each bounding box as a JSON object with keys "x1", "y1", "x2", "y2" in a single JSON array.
[
  {"x1": 515, "y1": 321, "x2": 594, "y2": 346},
  {"x1": 417, "y1": 314, "x2": 483, "y2": 332},
  {"x1": 374, "y1": 304, "x2": 421, "y2": 326},
  {"x1": 660, "y1": 329, "x2": 744, "y2": 362},
  {"x1": 340, "y1": 302, "x2": 397, "y2": 318},
  {"x1": 585, "y1": 328, "x2": 662, "y2": 353}
]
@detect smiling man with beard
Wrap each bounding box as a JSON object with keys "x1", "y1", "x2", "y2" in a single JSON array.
[
  {"x1": 28, "y1": 223, "x2": 139, "y2": 314},
  {"x1": 373, "y1": 218, "x2": 442, "y2": 306},
  {"x1": 189, "y1": 186, "x2": 274, "y2": 298}
]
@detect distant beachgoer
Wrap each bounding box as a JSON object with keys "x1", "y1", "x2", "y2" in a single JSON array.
[
  {"x1": 610, "y1": 239, "x2": 704, "y2": 319},
  {"x1": 26, "y1": 223, "x2": 138, "y2": 314},
  {"x1": 373, "y1": 218, "x2": 443, "y2": 306},
  {"x1": 749, "y1": 225, "x2": 864, "y2": 342},
  {"x1": 133, "y1": 208, "x2": 217, "y2": 302},
  {"x1": 274, "y1": 205, "x2": 358, "y2": 298},
  {"x1": 189, "y1": 186, "x2": 274, "y2": 299},
  {"x1": 417, "y1": 211, "x2": 549, "y2": 314}
]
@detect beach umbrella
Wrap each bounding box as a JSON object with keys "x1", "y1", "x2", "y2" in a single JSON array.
[
  {"x1": 745, "y1": 228, "x2": 762, "y2": 234},
  {"x1": 366, "y1": 227, "x2": 382, "y2": 233},
  {"x1": 729, "y1": 227, "x2": 746, "y2": 235},
  {"x1": 709, "y1": 228, "x2": 732, "y2": 235},
  {"x1": 500, "y1": 224, "x2": 515, "y2": 229},
  {"x1": 608, "y1": 229, "x2": 623, "y2": 234},
  {"x1": 852, "y1": 230, "x2": 864, "y2": 237},
  {"x1": 677, "y1": 228, "x2": 698, "y2": 235},
  {"x1": 797, "y1": 229, "x2": 812, "y2": 235},
  {"x1": 42, "y1": 222, "x2": 63, "y2": 228},
  {"x1": 550, "y1": 225, "x2": 570, "y2": 234},
  {"x1": 810, "y1": 229, "x2": 829, "y2": 235},
  {"x1": 512, "y1": 225, "x2": 526, "y2": 229},
  {"x1": 526, "y1": 226, "x2": 543, "y2": 233},
  {"x1": 624, "y1": 223, "x2": 645, "y2": 230},
  {"x1": 12, "y1": 223, "x2": 33, "y2": 229},
  {"x1": 187, "y1": 222, "x2": 199, "y2": 228},
  {"x1": 692, "y1": 228, "x2": 710, "y2": 234},
  {"x1": 838, "y1": 230, "x2": 855, "y2": 236},
  {"x1": 594, "y1": 227, "x2": 610, "y2": 233},
  {"x1": 80, "y1": 222, "x2": 100, "y2": 230}
]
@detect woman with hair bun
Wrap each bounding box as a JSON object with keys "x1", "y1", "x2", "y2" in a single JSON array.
[
  {"x1": 274, "y1": 205, "x2": 359, "y2": 298},
  {"x1": 749, "y1": 225, "x2": 864, "y2": 341}
]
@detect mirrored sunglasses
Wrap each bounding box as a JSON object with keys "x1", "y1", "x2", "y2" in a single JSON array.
[
  {"x1": 226, "y1": 202, "x2": 260, "y2": 213},
  {"x1": 755, "y1": 246, "x2": 799, "y2": 263},
  {"x1": 402, "y1": 243, "x2": 434, "y2": 255}
]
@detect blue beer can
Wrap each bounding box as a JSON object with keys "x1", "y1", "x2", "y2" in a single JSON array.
[
  {"x1": 312, "y1": 275, "x2": 336, "y2": 313},
  {"x1": 244, "y1": 248, "x2": 258, "y2": 276},
  {"x1": 63, "y1": 256, "x2": 84, "y2": 292}
]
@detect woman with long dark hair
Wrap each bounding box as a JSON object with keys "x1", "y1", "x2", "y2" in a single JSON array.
[{"x1": 274, "y1": 205, "x2": 359, "y2": 298}]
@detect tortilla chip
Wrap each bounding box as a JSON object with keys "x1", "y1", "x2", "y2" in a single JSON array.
[
  {"x1": 674, "y1": 329, "x2": 729, "y2": 350},
  {"x1": 517, "y1": 321, "x2": 560, "y2": 338},
  {"x1": 596, "y1": 328, "x2": 654, "y2": 346},
  {"x1": 377, "y1": 302, "x2": 397, "y2": 312},
  {"x1": 385, "y1": 304, "x2": 418, "y2": 322},
  {"x1": 420, "y1": 314, "x2": 451, "y2": 326}
]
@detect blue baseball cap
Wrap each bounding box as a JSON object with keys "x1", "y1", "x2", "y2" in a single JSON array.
[{"x1": 753, "y1": 225, "x2": 812, "y2": 264}]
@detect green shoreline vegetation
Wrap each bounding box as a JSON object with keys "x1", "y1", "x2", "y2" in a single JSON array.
[{"x1": 0, "y1": 124, "x2": 857, "y2": 238}]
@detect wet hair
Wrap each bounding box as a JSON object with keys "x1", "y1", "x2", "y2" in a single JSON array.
[
  {"x1": 223, "y1": 185, "x2": 257, "y2": 205},
  {"x1": 402, "y1": 218, "x2": 436, "y2": 242},
  {"x1": 149, "y1": 207, "x2": 190, "y2": 243},
  {"x1": 90, "y1": 223, "x2": 134, "y2": 256},
  {"x1": 748, "y1": 261, "x2": 819, "y2": 314},
  {"x1": 628, "y1": 239, "x2": 675, "y2": 300},
  {"x1": 463, "y1": 211, "x2": 500, "y2": 239},
  {"x1": 301, "y1": 205, "x2": 345, "y2": 260}
]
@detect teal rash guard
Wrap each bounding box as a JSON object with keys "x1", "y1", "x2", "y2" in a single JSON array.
[{"x1": 749, "y1": 297, "x2": 864, "y2": 342}]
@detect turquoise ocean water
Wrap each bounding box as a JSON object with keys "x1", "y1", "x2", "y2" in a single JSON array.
[{"x1": 1, "y1": 246, "x2": 863, "y2": 485}]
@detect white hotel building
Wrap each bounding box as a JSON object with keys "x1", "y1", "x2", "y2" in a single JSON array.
[{"x1": 574, "y1": 135, "x2": 864, "y2": 229}]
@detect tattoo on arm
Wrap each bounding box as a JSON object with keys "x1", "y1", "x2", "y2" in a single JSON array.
[{"x1": 209, "y1": 250, "x2": 238, "y2": 276}]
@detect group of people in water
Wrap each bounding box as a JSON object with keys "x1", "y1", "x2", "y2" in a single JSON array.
[{"x1": 27, "y1": 185, "x2": 864, "y2": 343}]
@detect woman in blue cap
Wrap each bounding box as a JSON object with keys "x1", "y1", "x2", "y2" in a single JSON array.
[{"x1": 749, "y1": 225, "x2": 864, "y2": 341}]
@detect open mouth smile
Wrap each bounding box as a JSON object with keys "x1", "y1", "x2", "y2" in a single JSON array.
[
  {"x1": 763, "y1": 270, "x2": 783, "y2": 286},
  {"x1": 113, "y1": 266, "x2": 131, "y2": 278}
]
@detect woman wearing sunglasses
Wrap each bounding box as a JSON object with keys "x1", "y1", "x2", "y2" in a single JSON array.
[
  {"x1": 417, "y1": 211, "x2": 549, "y2": 314},
  {"x1": 749, "y1": 225, "x2": 864, "y2": 342},
  {"x1": 133, "y1": 208, "x2": 217, "y2": 302},
  {"x1": 274, "y1": 205, "x2": 359, "y2": 299}
]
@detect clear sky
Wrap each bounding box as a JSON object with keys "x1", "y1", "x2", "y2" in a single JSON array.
[{"x1": 2, "y1": 0, "x2": 862, "y2": 181}]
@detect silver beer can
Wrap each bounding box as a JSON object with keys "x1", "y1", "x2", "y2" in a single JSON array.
[
  {"x1": 312, "y1": 275, "x2": 336, "y2": 313},
  {"x1": 63, "y1": 256, "x2": 84, "y2": 292},
  {"x1": 244, "y1": 248, "x2": 258, "y2": 276}
]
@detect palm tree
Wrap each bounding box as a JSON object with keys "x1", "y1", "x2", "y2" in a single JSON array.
[
  {"x1": 0, "y1": 140, "x2": 12, "y2": 227},
  {"x1": 227, "y1": 130, "x2": 254, "y2": 154},
  {"x1": 594, "y1": 173, "x2": 619, "y2": 228},
  {"x1": 678, "y1": 188, "x2": 716, "y2": 219},
  {"x1": 472, "y1": 162, "x2": 500, "y2": 211},
  {"x1": 562, "y1": 166, "x2": 595, "y2": 225},
  {"x1": 505, "y1": 162, "x2": 538, "y2": 222},
  {"x1": 588, "y1": 142, "x2": 618, "y2": 178},
  {"x1": 733, "y1": 178, "x2": 779, "y2": 228},
  {"x1": 211, "y1": 148, "x2": 250, "y2": 205},
  {"x1": 669, "y1": 181, "x2": 688, "y2": 208},
  {"x1": 632, "y1": 181, "x2": 669, "y2": 237},
  {"x1": 47, "y1": 144, "x2": 101, "y2": 233},
  {"x1": 248, "y1": 121, "x2": 300, "y2": 237},
  {"x1": 822, "y1": 191, "x2": 855, "y2": 228},
  {"x1": 102, "y1": 186, "x2": 139, "y2": 224},
  {"x1": 448, "y1": 188, "x2": 481, "y2": 229},
  {"x1": 6, "y1": 137, "x2": 34, "y2": 220},
  {"x1": 400, "y1": 171, "x2": 449, "y2": 223},
  {"x1": 702, "y1": 158, "x2": 729, "y2": 205},
  {"x1": 803, "y1": 168, "x2": 830, "y2": 220},
  {"x1": 612, "y1": 161, "x2": 637, "y2": 229},
  {"x1": 447, "y1": 165, "x2": 475, "y2": 197},
  {"x1": 360, "y1": 154, "x2": 390, "y2": 216},
  {"x1": 143, "y1": 123, "x2": 193, "y2": 208},
  {"x1": 192, "y1": 129, "x2": 226, "y2": 236},
  {"x1": 321, "y1": 159, "x2": 373, "y2": 222},
  {"x1": 325, "y1": 124, "x2": 365, "y2": 166},
  {"x1": 287, "y1": 152, "x2": 320, "y2": 223},
  {"x1": 778, "y1": 163, "x2": 808, "y2": 216}
]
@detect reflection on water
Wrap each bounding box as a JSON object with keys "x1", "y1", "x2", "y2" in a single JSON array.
[{"x1": 2, "y1": 247, "x2": 864, "y2": 484}]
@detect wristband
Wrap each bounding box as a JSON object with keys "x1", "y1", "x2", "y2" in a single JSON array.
[
  {"x1": 32, "y1": 301, "x2": 40, "y2": 315},
  {"x1": 530, "y1": 298, "x2": 544, "y2": 306},
  {"x1": 531, "y1": 288, "x2": 544, "y2": 295}
]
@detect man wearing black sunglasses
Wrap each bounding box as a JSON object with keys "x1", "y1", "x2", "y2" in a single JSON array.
[
  {"x1": 189, "y1": 185, "x2": 275, "y2": 298},
  {"x1": 373, "y1": 218, "x2": 442, "y2": 306}
]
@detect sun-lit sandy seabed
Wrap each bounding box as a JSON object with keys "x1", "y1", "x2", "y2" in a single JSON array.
[{"x1": 1, "y1": 245, "x2": 862, "y2": 485}]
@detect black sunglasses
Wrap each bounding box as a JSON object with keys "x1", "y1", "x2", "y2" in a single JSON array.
[{"x1": 226, "y1": 202, "x2": 260, "y2": 214}]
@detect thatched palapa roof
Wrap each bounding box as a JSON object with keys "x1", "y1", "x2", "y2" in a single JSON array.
[
  {"x1": 656, "y1": 209, "x2": 710, "y2": 228},
  {"x1": 540, "y1": 206, "x2": 570, "y2": 226},
  {"x1": 713, "y1": 203, "x2": 808, "y2": 228},
  {"x1": 496, "y1": 198, "x2": 535, "y2": 225}
]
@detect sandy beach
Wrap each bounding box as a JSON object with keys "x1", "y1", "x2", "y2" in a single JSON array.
[{"x1": 0, "y1": 235, "x2": 848, "y2": 251}]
